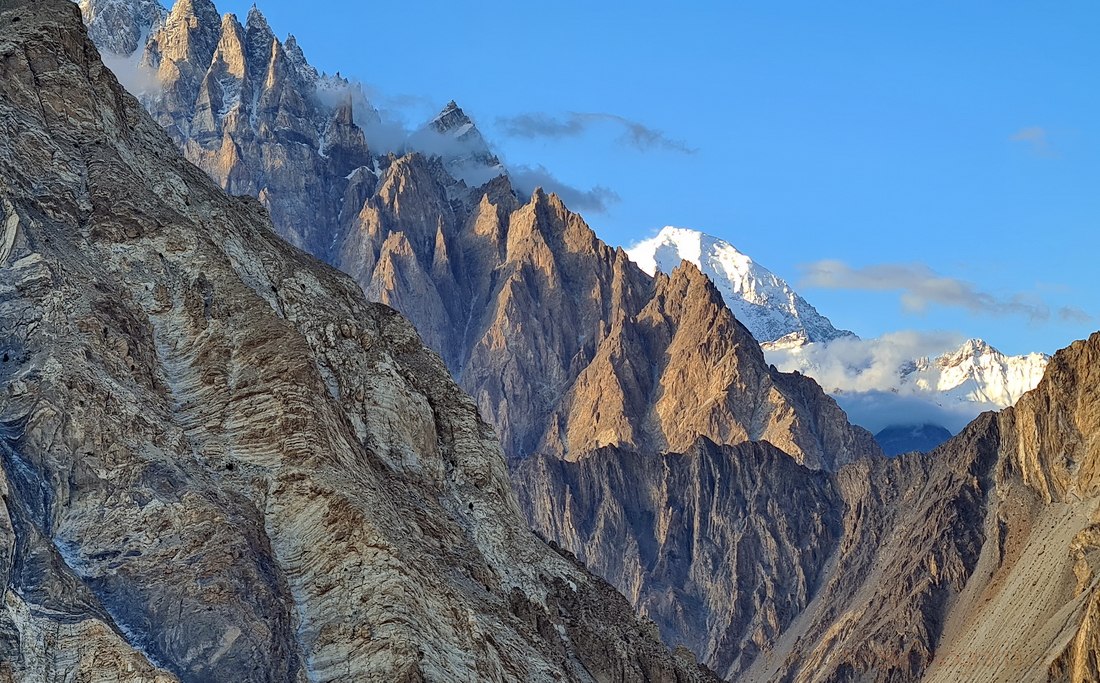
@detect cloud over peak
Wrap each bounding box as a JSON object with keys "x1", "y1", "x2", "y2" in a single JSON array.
[
  {"x1": 496, "y1": 112, "x2": 697, "y2": 154},
  {"x1": 507, "y1": 164, "x2": 620, "y2": 213}
]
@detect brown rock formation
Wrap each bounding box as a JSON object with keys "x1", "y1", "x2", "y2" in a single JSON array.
[
  {"x1": 518, "y1": 333, "x2": 1100, "y2": 681},
  {"x1": 79, "y1": 0, "x2": 879, "y2": 471},
  {"x1": 516, "y1": 439, "x2": 843, "y2": 679},
  {"x1": 0, "y1": 2, "x2": 718, "y2": 680}
]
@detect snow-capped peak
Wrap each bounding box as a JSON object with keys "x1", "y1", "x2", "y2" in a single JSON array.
[
  {"x1": 902, "y1": 338, "x2": 1050, "y2": 407},
  {"x1": 627, "y1": 226, "x2": 854, "y2": 344}
]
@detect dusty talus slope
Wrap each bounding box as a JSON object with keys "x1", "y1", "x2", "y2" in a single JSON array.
[{"x1": 0, "y1": 2, "x2": 718, "y2": 681}]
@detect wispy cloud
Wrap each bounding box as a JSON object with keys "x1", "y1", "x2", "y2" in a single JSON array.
[
  {"x1": 507, "y1": 164, "x2": 620, "y2": 213},
  {"x1": 496, "y1": 112, "x2": 697, "y2": 154},
  {"x1": 310, "y1": 84, "x2": 618, "y2": 211},
  {"x1": 101, "y1": 51, "x2": 162, "y2": 97},
  {"x1": 1059, "y1": 306, "x2": 1092, "y2": 323},
  {"x1": 799, "y1": 260, "x2": 1089, "y2": 323},
  {"x1": 1011, "y1": 126, "x2": 1054, "y2": 156}
]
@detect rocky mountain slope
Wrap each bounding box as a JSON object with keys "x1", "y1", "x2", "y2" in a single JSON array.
[
  {"x1": 77, "y1": 0, "x2": 878, "y2": 470},
  {"x1": 627, "y1": 226, "x2": 853, "y2": 344},
  {"x1": 0, "y1": 2, "x2": 719, "y2": 680},
  {"x1": 518, "y1": 332, "x2": 1100, "y2": 681}
]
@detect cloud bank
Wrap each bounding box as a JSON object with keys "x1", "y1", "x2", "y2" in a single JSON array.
[
  {"x1": 765, "y1": 331, "x2": 983, "y2": 434},
  {"x1": 497, "y1": 112, "x2": 697, "y2": 154},
  {"x1": 800, "y1": 260, "x2": 1090, "y2": 323},
  {"x1": 508, "y1": 164, "x2": 621, "y2": 213},
  {"x1": 767, "y1": 331, "x2": 964, "y2": 393}
]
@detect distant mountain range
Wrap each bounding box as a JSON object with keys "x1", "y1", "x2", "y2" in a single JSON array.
[
  {"x1": 873, "y1": 423, "x2": 954, "y2": 456},
  {"x1": 627, "y1": 226, "x2": 854, "y2": 344},
  {"x1": 627, "y1": 226, "x2": 1051, "y2": 442}
]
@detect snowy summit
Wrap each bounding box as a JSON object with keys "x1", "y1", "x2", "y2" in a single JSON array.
[{"x1": 627, "y1": 226, "x2": 854, "y2": 344}]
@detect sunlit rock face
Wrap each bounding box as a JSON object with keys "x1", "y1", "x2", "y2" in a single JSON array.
[
  {"x1": 78, "y1": 0, "x2": 879, "y2": 472},
  {"x1": 0, "y1": 3, "x2": 721, "y2": 680}
]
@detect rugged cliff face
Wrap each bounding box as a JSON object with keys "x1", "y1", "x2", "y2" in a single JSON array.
[
  {"x1": 519, "y1": 332, "x2": 1100, "y2": 682},
  {"x1": 139, "y1": 0, "x2": 371, "y2": 256},
  {"x1": 78, "y1": 0, "x2": 879, "y2": 471},
  {"x1": 0, "y1": 2, "x2": 718, "y2": 680},
  {"x1": 516, "y1": 439, "x2": 844, "y2": 679}
]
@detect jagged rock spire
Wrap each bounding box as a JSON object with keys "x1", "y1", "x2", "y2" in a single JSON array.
[
  {"x1": 413, "y1": 100, "x2": 503, "y2": 186},
  {"x1": 78, "y1": 0, "x2": 167, "y2": 56}
]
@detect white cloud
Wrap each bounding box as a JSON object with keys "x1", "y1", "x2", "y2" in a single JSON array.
[
  {"x1": 767, "y1": 331, "x2": 964, "y2": 393},
  {"x1": 765, "y1": 331, "x2": 987, "y2": 433},
  {"x1": 799, "y1": 259, "x2": 1090, "y2": 323}
]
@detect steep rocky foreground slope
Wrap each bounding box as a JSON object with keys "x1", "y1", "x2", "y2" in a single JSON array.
[
  {"x1": 0, "y1": 2, "x2": 718, "y2": 680},
  {"x1": 78, "y1": 0, "x2": 879, "y2": 471},
  {"x1": 517, "y1": 331, "x2": 1100, "y2": 682}
]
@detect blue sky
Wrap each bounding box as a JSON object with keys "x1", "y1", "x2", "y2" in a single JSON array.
[{"x1": 220, "y1": 0, "x2": 1099, "y2": 356}]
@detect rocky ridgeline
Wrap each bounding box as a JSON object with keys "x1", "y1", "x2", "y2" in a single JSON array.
[
  {"x1": 518, "y1": 333, "x2": 1100, "y2": 681},
  {"x1": 78, "y1": 0, "x2": 878, "y2": 471}
]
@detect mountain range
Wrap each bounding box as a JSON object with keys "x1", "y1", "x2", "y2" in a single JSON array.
[
  {"x1": 630, "y1": 226, "x2": 1051, "y2": 444},
  {"x1": 78, "y1": 0, "x2": 878, "y2": 471},
  {"x1": 0, "y1": 1, "x2": 1095, "y2": 680},
  {"x1": 626, "y1": 226, "x2": 854, "y2": 345},
  {"x1": 83, "y1": 0, "x2": 1049, "y2": 448}
]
